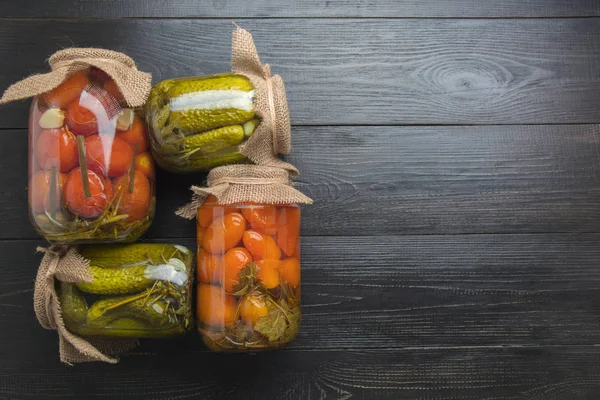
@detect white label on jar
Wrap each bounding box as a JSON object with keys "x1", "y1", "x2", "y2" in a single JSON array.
[{"x1": 170, "y1": 90, "x2": 254, "y2": 112}]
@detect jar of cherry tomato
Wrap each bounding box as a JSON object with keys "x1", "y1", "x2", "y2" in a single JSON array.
[
  {"x1": 28, "y1": 68, "x2": 155, "y2": 243},
  {"x1": 196, "y1": 197, "x2": 301, "y2": 351}
]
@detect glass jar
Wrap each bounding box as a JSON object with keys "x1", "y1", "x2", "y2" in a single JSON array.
[
  {"x1": 146, "y1": 73, "x2": 259, "y2": 173},
  {"x1": 195, "y1": 196, "x2": 301, "y2": 351},
  {"x1": 59, "y1": 243, "x2": 193, "y2": 338},
  {"x1": 28, "y1": 69, "x2": 156, "y2": 243}
]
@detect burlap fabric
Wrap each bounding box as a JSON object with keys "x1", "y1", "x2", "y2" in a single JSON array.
[
  {"x1": 0, "y1": 48, "x2": 151, "y2": 107},
  {"x1": 232, "y1": 26, "x2": 298, "y2": 176},
  {"x1": 176, "y1": 165, "x2": 312, "y2": 219},
  {"x1": 33, "y1": 246, "x2": 138, "y2": 365}
]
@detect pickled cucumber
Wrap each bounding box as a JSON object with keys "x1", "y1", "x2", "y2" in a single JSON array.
[
  {"x1": 156, "y1": 145, "x2": 247, "y2": 173},
  {"x1": 183, "y1": 125, "x2": 244, "y2": 152},
  {"x1": 58, "y1": 283, "x2": 88, "y2": 329},
  {"x1": 76, "y1": 265, "x2": 154, "y2": 295},
  {"x1": 170, "y1": 108, "x2": 254, "y2": 134},
  {"x1": 68, "y1": 318, "x2": 168, "y2": 338},
  {"x1": 160, "y1": 75, "x2": 254, "y2": 134},
  {"x1": 78, "y1": 243, "x2": 184, "y2": 267},
  {"x1": 166, "y1": 74, "x2": 254, "y2": 98},
  {"x1": 86, "y1": 294, "x2": 172, "y2": 329}
]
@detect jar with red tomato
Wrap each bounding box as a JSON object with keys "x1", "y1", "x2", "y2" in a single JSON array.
[
  {"x1": 195, "y1": 196, "x2": 301, "y2": 351},
  {"x1": 28, "y1": 68, "x2": 155, "y2": 243}
]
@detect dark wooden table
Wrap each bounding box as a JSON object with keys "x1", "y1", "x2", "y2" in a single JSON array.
[{"x1": 1, "y1": 1, "x2": 600, "y2": 399}]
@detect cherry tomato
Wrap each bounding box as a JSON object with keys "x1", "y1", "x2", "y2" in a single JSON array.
[
  {"x1": 42, "y1": 73, "x2": 89, "y2": 109},
  {"x1": 197, "y1": 248, "x2": 223, "y2": 285},
  {"x1": 241, "y1": 204, "x2": 278, "y2": 235},
  {"x1": 85, "y1": 135, "x2": 134, "y2": 177},
  {"x1": 223, "y1": 247, "x2": 252, "y2": 292},
  {"x1": 203, "y1": 212, "x2": 247, "y2": 254},
  {"x1": 197, "y1": 196, "x2": 240, "y2": 228},
  {"x1": 256, "y1": 259, "x2": 281, "y2": 289},
  {"x1": 242, "y1": 229, "x2": 282, "y2": 260},
  {"x1": 113, "y1": 170, "x2": 151, "y2": 221},
  {"x1": 197, "y1": 226, "x2": 206, "y2": 246},
  {"x1": 63, "y1": 167, "x2": 109, "y2": 218},
  {"x1": 276, "y1": 206, "x2": 300, "y2": 257},
  {"x1": 279, "y1": 257, "x2": 300, "y2": 288},
  {"x1": 65, "y1": 99, "x2": 98, "y2": 136},
  {"x1": 240, "y1": 295, "x2": 269, "y2": 325},
  {"x1": 35, "y1": 128, "x2": 78, "y2": 173},
  {"x1": 134, "y1": 152, "x2": 155, "y2": 179},
  {"x1": 29, "y1": 170, "x2": 67, "y2": 214},
  {"x1": 196, "y1": 284, "x2": 237, "y2": 328},
  {"x1": 116, "y1": 116, "x2": 148, "y2": 152}
]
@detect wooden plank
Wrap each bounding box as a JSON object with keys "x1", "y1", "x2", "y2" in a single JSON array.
[
  {"x1": 1, "y1": 344, "x2": 600, "y2": 399},
  {"x1": 0, "y1": 18, "x2": 599, "y2": 127},
  {"x1": 3, "y1": 124, "x2": 600, "y2": 239},
  {"x1": 4, "y1": 234, "x2": 600, "y2": 349},
  {"x1": 1, "y1": 0, "x2": 599, "y2": 18}
]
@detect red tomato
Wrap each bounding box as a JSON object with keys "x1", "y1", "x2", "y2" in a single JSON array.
[
  {"x1": 116, "y1": 116, "x2": 148, "y2": 152},
  {"x1": 84, "y1": 135, "x2": 134, "y2": 177},
  {"x1": 134, "y1": 152, "x2": 155, "y2": 179},
  {"x1": 42, "y1": 73, "x2": 89, "y2": 109},
  {"x1": 104, "y1": 78, "x2": 125, "y2": 103},
  {"x1": 65, "y1": 100, "x2": 98, "y2": 136},
  {"x1": 113, "y1": 170, "x2": 151, "y2": 221},
  {"x1": 35, "y1": 128, "x2": 78, "y2": 173},
  {"x1": 63, "y1": 167, "x2": 109, "y2": 218}
]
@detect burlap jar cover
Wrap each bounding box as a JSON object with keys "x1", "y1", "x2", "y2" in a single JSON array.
[
  {"x1": 34, "y1": 246, "x2": 138, "y2": 364},
  {"x1": 231, "y1": 26, "x2": 298, "y2": 176},
  {"x1": 0, "y1": 48, "x2": 151, "y2": 107},
  {"x1": 0, "y1": 48, "x2": 152, "y2": 364},
  {"x1": 177, "y1": 165, "x2": 312, "y2": 219}
]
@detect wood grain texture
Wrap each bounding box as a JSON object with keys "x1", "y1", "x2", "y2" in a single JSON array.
[
  {"x1": 2, "y1": 345, "x2": 600, "y2": 399},
  {"x1": 2, "y1": 124, "x2": 600, "y2": 239},
  {"x1": 3, "y1": 235, "x2": 600, "y2": 350},
  {"x1": 1, "y1": 0, "x2": 599, "y2": 18},
  {"x1": 0, "y1": 18, "x2": 600, "y2": 127}
]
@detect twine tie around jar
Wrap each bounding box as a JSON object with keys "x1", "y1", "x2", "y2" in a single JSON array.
[{"x1": 33, "y1": 246, "x2": 138, "y2": 364}]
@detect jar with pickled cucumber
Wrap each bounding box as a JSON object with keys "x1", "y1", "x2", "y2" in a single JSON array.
[
  {"x1": 59, "y1": 243, "x2": 193, "y2": 338},
  {"x1": 196, "y1": 196, "x2": 301, "y2": 351},
  {"x1": 28, "y1": 68, "x2": 156, "y2": 243},
  {"x1": 146, "y1": 74, "x2": 260, "y2": 173}
]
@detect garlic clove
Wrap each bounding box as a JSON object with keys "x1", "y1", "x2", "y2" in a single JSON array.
[
  {"x1": 38, "y1": 108, "x2": 65, "y2": 129},
  {"x1": 243, "y1": 119, "x2": 260, "y2": 138},
  {"x1": 116, "y1": 108, "x2": 135, "y2": 131}
]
